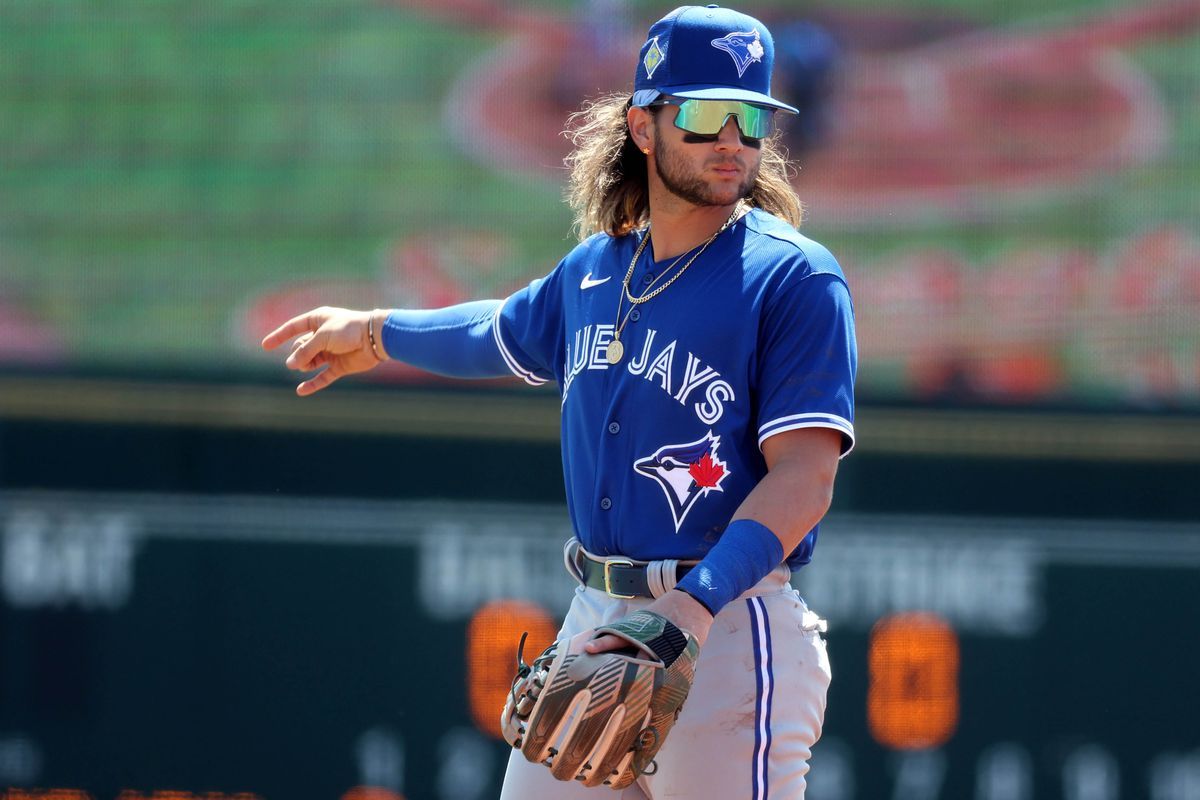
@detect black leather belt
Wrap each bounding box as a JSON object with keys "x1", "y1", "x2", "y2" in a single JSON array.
[{"x1": 579, "y1": 556, "x2": 694, "y2": 599}]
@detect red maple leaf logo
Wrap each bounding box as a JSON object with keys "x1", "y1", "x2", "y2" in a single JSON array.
[{"x1": 688, "y1": 453, "x2": 725, "y2": 489}]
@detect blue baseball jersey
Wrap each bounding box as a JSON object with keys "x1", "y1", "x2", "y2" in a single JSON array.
[{"x1": 492, "y1": 208, "x2": 856, "y2": 569}]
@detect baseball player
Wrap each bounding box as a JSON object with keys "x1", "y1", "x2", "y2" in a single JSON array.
[{"x1": 262, "y1": 5, "x2": 856, "y2": 798}]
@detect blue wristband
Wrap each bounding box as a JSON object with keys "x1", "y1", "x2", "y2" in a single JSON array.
[
  {"x1": 381, "y1": 300, "x2": 510, "y2": 378},
  {"x1": 674, "y1": 519, "x2": 785, "y2": 615}
]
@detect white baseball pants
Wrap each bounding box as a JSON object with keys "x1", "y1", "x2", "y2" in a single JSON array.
[{"x1": 499, "y1": 565, "x2": 831, "y2": 800}]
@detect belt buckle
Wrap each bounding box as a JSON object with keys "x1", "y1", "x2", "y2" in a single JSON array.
[{"x1": 603, "y1": 558, "x2": 637, "y2": 599}]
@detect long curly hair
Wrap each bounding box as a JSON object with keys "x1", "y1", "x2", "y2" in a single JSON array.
[{"x1": 564, "y1": 93, "x2": 803, "y2": 240}]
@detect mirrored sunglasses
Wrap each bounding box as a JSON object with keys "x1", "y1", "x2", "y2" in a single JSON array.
[{"x1": 653, "y1": 97, "x2": 776, "y2": 140}]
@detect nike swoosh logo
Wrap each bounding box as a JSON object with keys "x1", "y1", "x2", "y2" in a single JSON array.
[{"x1": 580, "y1": 272, "x2": 611, "y2": 290}]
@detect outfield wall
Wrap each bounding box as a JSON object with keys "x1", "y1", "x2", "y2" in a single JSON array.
[{"x1": 1, "y1": 488, "x2": 1198, "y2": 799}]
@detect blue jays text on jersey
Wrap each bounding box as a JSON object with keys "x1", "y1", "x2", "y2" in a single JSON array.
[
  {"x1": 492, "y1": 208, "x2": 856, "y2": 570},
  {"x1": 561, "y1": 323, "x2": 735, "y2": 425}
]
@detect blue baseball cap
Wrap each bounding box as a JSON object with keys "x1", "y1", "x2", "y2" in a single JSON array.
[{"x1": 632, "y1": 5, "x2": 798, "y2": 114}]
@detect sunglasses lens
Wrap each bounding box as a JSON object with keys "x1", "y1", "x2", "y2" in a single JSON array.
[{"x1": 672, "y1": 100, "x2": 773, "y2": 139}]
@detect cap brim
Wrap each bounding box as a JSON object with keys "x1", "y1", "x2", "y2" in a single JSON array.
[{"x1": 634, "y1": 85, "x2": 799, "y2": 115}]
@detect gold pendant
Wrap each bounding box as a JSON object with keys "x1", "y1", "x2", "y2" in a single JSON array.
[{"x1": 606, "y1": 338, "x2": 625, "y2": 365}]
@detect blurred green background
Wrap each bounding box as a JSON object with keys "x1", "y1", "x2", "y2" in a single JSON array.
[
  {"x1": 1, "y1": 1, "x2": 1199, "y2": 799},
  {"x1": 2, "y1": 0, "x2": 1198, "y2": 405}
]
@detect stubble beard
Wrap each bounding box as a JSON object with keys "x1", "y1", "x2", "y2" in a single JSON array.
[{"x1": 653, "y1": 136, "x2": 759, "y2": 208}]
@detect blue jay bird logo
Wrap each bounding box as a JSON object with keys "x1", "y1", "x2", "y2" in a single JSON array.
[
  {"x1": 634, "y1": 432, "x2": 731, "y2": 532},
  {"x1": 710, "y1": 30, "x2": 765, "y2": 78}
]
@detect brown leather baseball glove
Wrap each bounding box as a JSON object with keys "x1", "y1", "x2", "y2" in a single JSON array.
[{"x1": 501, "y1": 610, "x2": 701, "y2": 790}]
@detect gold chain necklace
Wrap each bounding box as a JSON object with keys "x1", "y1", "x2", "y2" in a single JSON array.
[{"x1": 606, "y1": 202, "x2": 745, "y2": 365}]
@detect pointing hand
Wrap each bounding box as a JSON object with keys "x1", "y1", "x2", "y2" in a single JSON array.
[{"x1": 261, "y1": 307, "x2": 387, "y2": 396}]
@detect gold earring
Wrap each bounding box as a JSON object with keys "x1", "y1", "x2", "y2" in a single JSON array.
[{"x1": 642, "y1": 147, "x2": 651, "y2": 155}]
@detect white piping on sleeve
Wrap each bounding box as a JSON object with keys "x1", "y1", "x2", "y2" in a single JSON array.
[
  {"x1": 490, "y1": 296, "x2": 548, "y2": 386},
  {"x1": 757, "y1": 412, "x2": 855, "y2": 457}
]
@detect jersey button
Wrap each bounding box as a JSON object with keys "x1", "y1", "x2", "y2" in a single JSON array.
[
  {"x1": 629, "y1": 309, "x2": 641, "y2": 322},
  {"x1": 600, "y1": 497, "x2": 613, "y2": 510},
  {"x1": 642, "y1": 273, "x2": 654, "y2": 284},
  {"x1": 608, "y1": 421, "x2": 620, "y2": 434}
]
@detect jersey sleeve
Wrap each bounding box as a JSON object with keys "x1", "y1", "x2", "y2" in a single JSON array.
[
  {"x1": 755, "y1": 271, "x2": 858, "y2": 456},
  {"x1": 492, "y1": 261, "x2": 566, "y2": 386}
]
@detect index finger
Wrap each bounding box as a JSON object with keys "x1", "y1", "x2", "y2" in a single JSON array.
[
  {"x1": 584, "y1": 634, "x2": 627, "y2": 655},
  {"x1": 261, "y1": 310, "x2": 325, "y2": 351}
]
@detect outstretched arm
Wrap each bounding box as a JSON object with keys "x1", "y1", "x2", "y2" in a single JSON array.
[{"x1": 261, "y1": 301, "x2": 511, "y2": 395}]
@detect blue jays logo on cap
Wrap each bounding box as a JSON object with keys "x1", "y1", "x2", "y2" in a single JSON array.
[
  {"x1": 632, "y1": 5, "x2": 798, "y2": 114},
  {"x1": 710, "y1": 30, "x2": 764, "y2": 77},
  {"x1": 634, "y1": 431, "x2": 731, "y2": 532}
]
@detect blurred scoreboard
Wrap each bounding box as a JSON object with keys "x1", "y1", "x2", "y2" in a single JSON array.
[{"x1": 1, "y1": 490, "x2": 1199, "y2": 800}]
